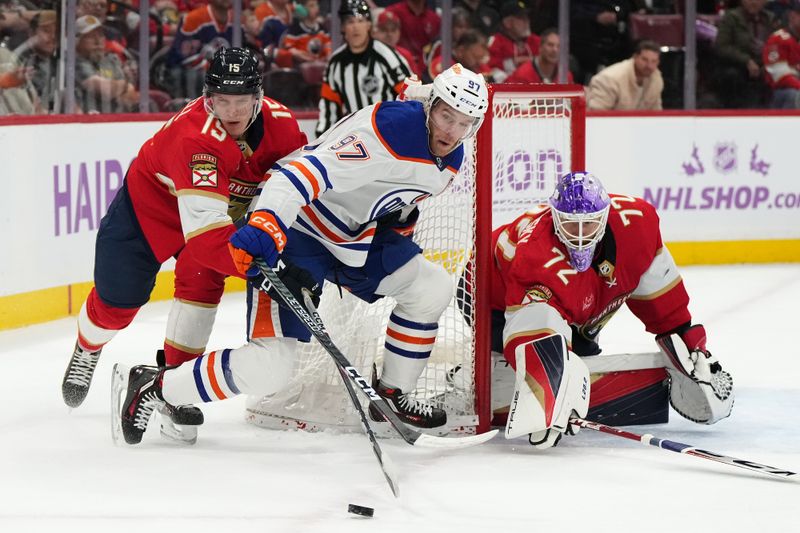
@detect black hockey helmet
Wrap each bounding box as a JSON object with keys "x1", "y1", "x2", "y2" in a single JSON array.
[
  {"x1": 204, "y1": 47, "x2": 262, "y2": 96},
  {"x1": 338, "y1": 0, "x2": 371, "y2": 22}
]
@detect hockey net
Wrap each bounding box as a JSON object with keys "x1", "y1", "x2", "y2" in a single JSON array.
[{"x1": 245, "y1": 85, "x2": 586, "y2": 435}]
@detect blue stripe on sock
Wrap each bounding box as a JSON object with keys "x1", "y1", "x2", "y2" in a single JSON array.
[
  {"x1": 221, "y1": 348, "x2": 241, "y2": 395},
  {"x1": 193, "y1": 356, "x2": 212, "y2": 403},
  {"x1": 389, "y1": 313, "x2": 438, "y2": 331},
  {"x1": 385, "y1": 343, "x2": 432, "y2": 360}
]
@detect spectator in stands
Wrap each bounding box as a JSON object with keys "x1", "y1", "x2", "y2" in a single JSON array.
[
  {"x1": 74, "y1": 15, "x2": 139, "y2": 114},
  {"x1": 428, "y1": 29, "x2": 491, "y2": 81},
  {"x1": 587, "y1": 39, "x2": 663, "y2": 110},
  {"x1": 315, "y1": 0, "x2": 411, "y2": 137},
  {"x1": 255, "y1": 0, "x2": 294, "y2": 65},
  {"x1": 506, "y1": 27, "x2": 573, "y2": 83},
  {"x1": 714, "y1": 0, "x2": 777, "y2": 108},
  {"x1": 570, "y1": 0, "x2": 635, "y2": 84},
  {"x1": 0, "y1": 1, "x2": 37, "y2": 50},
  {"x1": 763, "y1": 0, "x2": 800, "y2": 107},
  {"x1": 166, "y1": 0, "x2": 235, "y2": 97},
  {"x1": 0, "y1": 43, "x2": 38, "y2": 115},
  {"x1": 423, "y1": 6, "x2": 471, "y2": 81},
  {"x1": 278, "y1": 0, "x2": 331, "y2": 68},
  {"x1": 385, "y1": 0, "x2": 441, "y2": 77},
  {"x1": 456, "y1": 0, "x2": 500, "y2": 37},
  {"x1": 14, "y1": 9, "x2": 57, "y2": 114},
  {"x1": 488, "y1": 1, "x2": 541, "y2": 82},
  {"x1": 77, "y1": 0, "x2": 129, "y2": 60},
  {"x1": 373, "y1": 9, "x2": 420, "y2": 77}
]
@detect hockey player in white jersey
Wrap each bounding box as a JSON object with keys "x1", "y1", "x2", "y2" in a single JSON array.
[{"x1": 115, "y1": 64, "x2": 488, "y2": 444}]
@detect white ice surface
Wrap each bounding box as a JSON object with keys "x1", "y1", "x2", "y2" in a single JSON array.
[{"x1": 2, "y1": 264, "x2": 799, "y2": 532}]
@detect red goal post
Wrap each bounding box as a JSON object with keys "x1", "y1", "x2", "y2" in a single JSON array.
[
  {"x1": 245, "y1": 84, "x2": 586, "y2": 436},
  {"x1": 474, "y1": 84, "x2": 586, "y2": 432}
]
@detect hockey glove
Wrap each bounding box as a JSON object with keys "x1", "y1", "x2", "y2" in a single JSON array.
[
  {"x1": 228, "y1": 210, "x2": 288, "y2": 274},
  {"x1": 656, "y1": 323, "x2": 734, "y2": 424},
  {"x1": 505, "y1": 334, "x2": 590, "y2": 450},
  {"x1": 252, "y1": 261, "x2": 322, "y2": 311},
  {"x1": 398, "y1": 75, "x2": 432, "y2": 102},
  {"x1": 376, "y1": 205, "x2": 420, "y2": 237}
]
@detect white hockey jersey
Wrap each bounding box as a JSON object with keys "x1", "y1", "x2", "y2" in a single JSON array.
[{"x1": 254, "y1": 100, "x2": 464, "y2": 266}]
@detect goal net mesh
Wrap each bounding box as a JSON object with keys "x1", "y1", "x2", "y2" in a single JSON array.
[{"x1": 245, "y1": 87, "x2": 580, "y2": 435}]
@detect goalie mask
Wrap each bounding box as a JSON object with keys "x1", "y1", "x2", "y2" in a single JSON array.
[
  {"x1": 426, "y1": 63, "x2": 488, "y2": 152},
  {"x1": 549, "y1": 172, "x2": 611, "y2": 272},
  {"x1": 203, "y1": 47, "x2": 263, "y2": 130}
]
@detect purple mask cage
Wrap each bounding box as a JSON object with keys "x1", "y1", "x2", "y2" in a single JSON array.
[{"x1": 549, "y1": 172, "x2": 611, "y2": 272}]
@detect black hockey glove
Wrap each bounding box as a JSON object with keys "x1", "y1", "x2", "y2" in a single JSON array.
[
  {"x1": 375, "y1": 205, "x2": 420, "y2": 237},
  {"x1": 251, "y1": 261, "x2": 322, "y2": 311}
]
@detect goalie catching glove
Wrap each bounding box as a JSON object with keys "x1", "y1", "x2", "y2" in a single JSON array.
[
  {"x1": 656, "y1": 323, "x2": 734, "y2": 424},
  {"x1": 505, "y1": 334, "x2": 590, "y2": 449}
]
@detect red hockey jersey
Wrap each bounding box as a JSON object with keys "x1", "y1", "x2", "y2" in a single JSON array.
[
  {"x1": 126, "y1": 97, "x2": 306, "y2": 279},
  {"x1": 491, "y1": 195, "x2": 691, "y2": 352},
  {"x1": 487, "y1": 32, "x2": 540, "y2": 79},
  {"x1": 763, "y1": 28, "x2": 800, "y2": 90}
]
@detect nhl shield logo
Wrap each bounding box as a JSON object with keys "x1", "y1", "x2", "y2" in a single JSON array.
[{"x1": 363, "y1": 75, "x2": 379, "y2": 95}]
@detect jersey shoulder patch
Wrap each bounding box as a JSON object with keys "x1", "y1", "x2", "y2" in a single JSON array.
[{"x1": 190, "y1": 153, "x2": 218, "y2": 187}]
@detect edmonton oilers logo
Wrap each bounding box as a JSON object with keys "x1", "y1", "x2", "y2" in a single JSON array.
[{"x1": 369, "y1": 189, "x2": 430, "y2": 219}]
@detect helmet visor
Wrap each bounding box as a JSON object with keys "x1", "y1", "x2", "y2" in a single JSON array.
[{"x1": 428, "y1": 99, "x2": 480, "y2": 141}]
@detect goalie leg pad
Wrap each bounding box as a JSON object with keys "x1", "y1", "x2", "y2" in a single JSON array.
[
  {"x1": 657, "y1": 331, "x2": 734, "y2": 424},
  {"x1": 505, "y1": 335, "x2": 589, "y2": 448}
]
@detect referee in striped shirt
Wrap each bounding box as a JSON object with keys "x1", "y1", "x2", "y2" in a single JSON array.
[{"x1": 315, "y1": 0, "x2": 413, "y2": 137}]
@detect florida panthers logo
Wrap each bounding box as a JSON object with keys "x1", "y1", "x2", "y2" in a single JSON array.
[{"x1": 369, "y1": 189, "x2": 431, "y2": 220}]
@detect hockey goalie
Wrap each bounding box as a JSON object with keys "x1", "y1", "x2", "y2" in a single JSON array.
[{"x1": 489, "y1": 172, "x2": 734, "y2": 448}]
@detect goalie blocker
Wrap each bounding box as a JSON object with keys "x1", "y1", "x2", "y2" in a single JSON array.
[{"x1": 505, "y1": 334, "x2": 590, "y2": 449}]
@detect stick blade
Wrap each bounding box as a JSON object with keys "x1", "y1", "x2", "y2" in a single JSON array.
[
  {"x1": 379, "y1": 449, "x2": 401, "y2": 497},
  {"x1": 413, "y1": 429, "x2": 498, "y2": 449}
]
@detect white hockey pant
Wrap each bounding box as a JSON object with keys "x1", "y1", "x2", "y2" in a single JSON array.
[{"x1": 375, "y1": 255, "x2": 452, "y2": 392}]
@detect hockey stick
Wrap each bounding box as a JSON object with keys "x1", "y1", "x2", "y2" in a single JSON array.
[
  {"x1": 328, "y1": 328, "x2": 400, "y2": 497},
  {"x1": 257, "y1": 262, "x2": 498, "y2": 449},
  {"x1": 570, "y1": 417, "x2": 797, "y2": 481}
]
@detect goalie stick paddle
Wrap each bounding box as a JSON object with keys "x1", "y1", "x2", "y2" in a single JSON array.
[
  {"x1": 257, "y1": 262, "x2": 498, "y2": 449},
  {"x1": 570, "y1": 417, "x2": 797, "y2": 481}
]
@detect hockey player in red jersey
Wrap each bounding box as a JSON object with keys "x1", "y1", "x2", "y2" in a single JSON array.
[
  {"x1": 492, "y1": 172, "x2": 734, "y2": 448},
  {"x1": 114, "y1": 64, "x2": 490, "y2": 445},
  {"x1": 62, "y1": 48, "x2": 307, "y2": 422}
]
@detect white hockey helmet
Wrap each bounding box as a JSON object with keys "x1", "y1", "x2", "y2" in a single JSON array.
[{"x1": 428, "y1": 63, "x2": 488, "y2": 141}]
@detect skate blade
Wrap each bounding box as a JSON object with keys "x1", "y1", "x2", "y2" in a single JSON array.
[
  {"x1": 159, "y1": 415, "x2": 198, "y2": 445},
  {"x1": 110, "y1": 363, "x2": 130, "y2": 446}
]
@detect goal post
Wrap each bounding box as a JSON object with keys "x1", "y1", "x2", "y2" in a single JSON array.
[
  {"x1": 474, "y1": 84, "x2": 586, "y2": 432},
  {"x1": 245, "y1": 84, "x2": 587, "y2": 436}
]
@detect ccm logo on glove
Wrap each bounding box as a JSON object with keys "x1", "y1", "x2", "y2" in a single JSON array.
[{"x1": 249, "y1": 212, "x2": 287, "y2": 251}]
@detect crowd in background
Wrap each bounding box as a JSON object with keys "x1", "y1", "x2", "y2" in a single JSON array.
[{"x1": 1, "y1": 0, "x2": 800, "y2": 116}]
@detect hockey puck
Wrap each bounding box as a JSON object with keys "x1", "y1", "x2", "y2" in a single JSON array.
[{"x1": 347, "y1": 504, "x2": 374, "y2": 517}]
